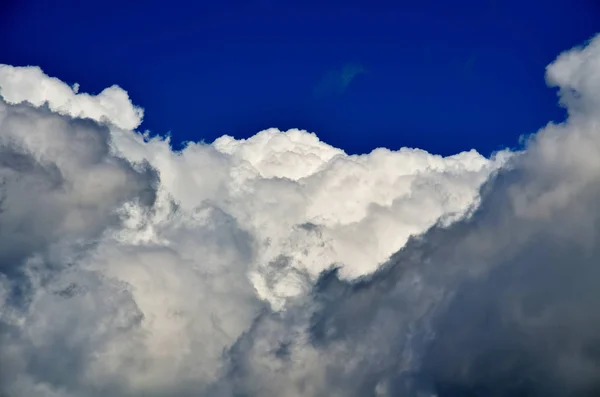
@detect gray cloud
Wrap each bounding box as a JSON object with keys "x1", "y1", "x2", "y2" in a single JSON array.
[
  {"x1": 1, "y1": 34, "x2": 600, "y2": 397},
  {"x1": 0, "y1": 64, "x2": 496, "y2": 396},
  {"x1": 220, "y1": 35, "x2": 600, "y2": 397}
]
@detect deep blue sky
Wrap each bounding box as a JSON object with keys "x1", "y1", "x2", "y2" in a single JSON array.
[{"x1": 1, "y1": 0, "x2": 598, "y2": 155}]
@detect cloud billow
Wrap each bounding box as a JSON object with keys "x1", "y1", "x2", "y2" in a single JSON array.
[{"x1": 0, "y1": 35, "x2": 600, "y2": 397}]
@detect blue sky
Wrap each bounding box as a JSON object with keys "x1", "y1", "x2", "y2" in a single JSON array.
[{"x1": 1, "y1": 0, "x2": 598, "y2": 155}]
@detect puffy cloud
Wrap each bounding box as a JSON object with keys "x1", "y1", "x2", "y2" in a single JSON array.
[
  {"x1": 0, "y1": 102, "x2": 262, "y2": 396},
  {"x1": 110, "y1": 127, "x2": 507, "y2": 308},
  {"x1": 2, "y1": 33, "x2": 600, "y2": 397},
  {"x1": 0, "y1": 65, "x2": 143, "y2": 130},
  {"x1": 0, "y1": 99, "x2": 157, "y2": 396},
  {"x1": 222, "y1": 34, "x2": 600, "y2": 397},
  {"x1": 0, "y1": 65, "x2": 500, "y2": 395}
]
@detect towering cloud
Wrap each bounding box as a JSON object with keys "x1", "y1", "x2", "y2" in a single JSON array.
[{"x1": 0, "y1": 34, "x2": 599, "y2": 397}]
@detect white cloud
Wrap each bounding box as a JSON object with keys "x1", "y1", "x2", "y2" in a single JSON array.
[
  {"x1": 0, "y1": 64, "x2": 501, "y2": 395},
  {"x1": 2, "y1": 33, "x2": 600, "y2": 397},
  {"x1": 0, "y1": 65, "x2": 143, "y2": 130},
  {"x1": 109, "y1": 126, "x2": 508, "y2": 307},
  {"x1": 223, "y1": 34, "x2": 600, "y2": 397}
]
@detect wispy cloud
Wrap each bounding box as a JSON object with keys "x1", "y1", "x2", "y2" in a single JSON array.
[{"x1": 313, "y1": 62, "x2": 367, "y2": 98}]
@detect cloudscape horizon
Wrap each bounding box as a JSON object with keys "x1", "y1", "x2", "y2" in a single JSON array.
[{"x1": 1, "y1": 33, "x2": 600, "y2": 396}]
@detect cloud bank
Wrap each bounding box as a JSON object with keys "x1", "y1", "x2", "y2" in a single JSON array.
[{"x1": 1, "y1": 34, "x2": 600, "y2": 396}]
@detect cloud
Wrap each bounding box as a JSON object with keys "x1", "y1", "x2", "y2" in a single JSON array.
[
  {"x1": 0, "y1": 63, "x2": 499, "y2": 396},
  {"x1": 0, "y1": 33, "x2": 599, "y2": 397},
  {"x1": 0, "y1": 65, "x2": 143, "y2": 130},
  {"x1": 220, "y1": 34, "x2": 600, "y2": 397},
  {"x1": 313, "y1": 63, "x2": 367, "y2": 98}
]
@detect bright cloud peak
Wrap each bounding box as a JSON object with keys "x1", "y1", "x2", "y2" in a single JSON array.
[
  {"x1": 1, "y1": 33, "x2": 600, "y2": 397},
  {"x1": 0, "y1": 64, "x2": 144, "y2": 130}
]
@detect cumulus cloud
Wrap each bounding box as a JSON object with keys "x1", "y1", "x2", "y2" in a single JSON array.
[
  {"x1": 221, "y1": 35, "x2": 600, "y2": 397},
  {"x1": 1, "y1": 33, "x2": 600, "y2": 397},
  {"x1": 0, "y1": 65, "x2": 144, "y2": 130}
]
